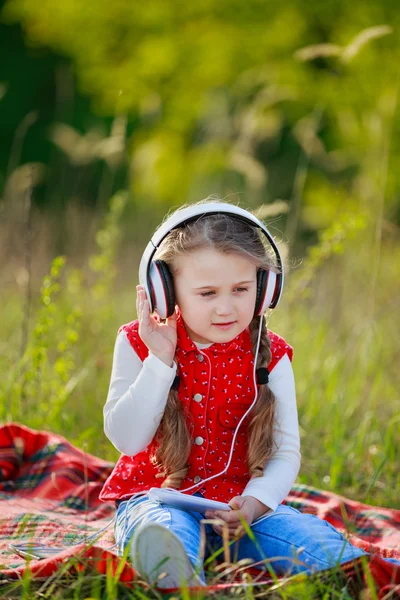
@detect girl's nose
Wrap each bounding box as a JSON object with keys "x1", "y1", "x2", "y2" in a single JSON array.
[{"x1": 215, "y1": 299, "x2": 234, "y2": 316}]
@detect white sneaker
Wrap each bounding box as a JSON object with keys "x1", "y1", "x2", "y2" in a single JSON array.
[{"x1": 130, "y1": 522, "x2": 204, "y2": 589}]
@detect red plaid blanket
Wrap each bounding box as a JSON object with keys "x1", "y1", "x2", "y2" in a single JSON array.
[{"x1": 0, "y1": 423, "x2": 398, "y2": 595}]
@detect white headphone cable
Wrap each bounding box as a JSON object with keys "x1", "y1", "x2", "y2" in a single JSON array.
[{"x1": 179, "y1": 313, "x2": 264, "y2": 493}]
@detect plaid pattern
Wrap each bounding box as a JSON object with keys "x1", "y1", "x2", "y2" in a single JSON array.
[
  {"x1": 286, "y1": 486, "x2": 400, "y2": 560},
  {"x1": 0, "y1": 423, "x2": 398, "y2": 594},
  {"x1": 0, "y1": 423, "x2": 133, "y2": 581}
]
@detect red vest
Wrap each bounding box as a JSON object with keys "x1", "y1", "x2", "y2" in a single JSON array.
[{"x1": 99, "y1": 311, "x2": 293, "y2": 503}]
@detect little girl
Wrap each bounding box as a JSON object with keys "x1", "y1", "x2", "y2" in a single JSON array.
[{"x1": 99, "y1": 199, "x2": 368, "y2": 588}]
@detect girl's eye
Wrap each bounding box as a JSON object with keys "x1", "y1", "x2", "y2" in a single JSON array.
[
  {"x1": 200, "y1": 291, "x2": 215, "y2": 297},
  {"x1": 199, "y1": 287, "x2": 248, "y2": 297}
]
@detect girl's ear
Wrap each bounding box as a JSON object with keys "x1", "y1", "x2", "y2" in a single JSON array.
[{"x1": 149, "y1": 260, "x2": 176, "y2": 319}]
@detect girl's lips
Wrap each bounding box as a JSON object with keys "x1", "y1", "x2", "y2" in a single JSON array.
[{"x1": 212, "y1": 321, "x2": 236, "y2": 329}]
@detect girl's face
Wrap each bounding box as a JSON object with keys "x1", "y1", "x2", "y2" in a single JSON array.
[{"x1": 173, "y1": 248, "x2": 258, "y2": 344}]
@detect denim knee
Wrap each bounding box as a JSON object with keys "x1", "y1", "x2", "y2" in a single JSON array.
[
  {"x1": 114, "y1": 495, "x2": 204, "y2": 573},
  {"x1": 234, "y1": 504, "x2": 367, "y2": 575}
]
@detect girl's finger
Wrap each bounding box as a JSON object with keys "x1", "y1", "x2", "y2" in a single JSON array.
[
  {"x1": 215, "y1": 511, "x2": 241, "y2": 525},
  {"x1": 139, "y1": 294, "x2": 146, "y2": 312},
  {"x1": 235, "y1": 527, "x2": 245, "y2": 538},
  {"x1": 138, "y1": 287, "x2": 148, "y2": 301},
  {"x1": 143, "y1": 298, "x2": 151, "y2": 322},
  {"x1": 140, "y1": 307, "x2": 151, "y2": 331},
  {"x1": 212, "y1": 524, "x2": 238, "y2": 536}
]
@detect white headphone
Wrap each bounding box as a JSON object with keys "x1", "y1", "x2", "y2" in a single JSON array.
[{"x1": 138, "y1": 202, "x2": 284, "y2": 319}]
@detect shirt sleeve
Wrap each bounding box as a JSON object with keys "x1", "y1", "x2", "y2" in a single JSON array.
[
  {"x1": 103, "y1": 331, "x2": 177, "y2": 456},
  {"x1": 242, "y1": 353, "x2": 301, "y2": 511}
]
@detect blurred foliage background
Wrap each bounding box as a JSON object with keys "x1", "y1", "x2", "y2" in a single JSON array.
[{"x1": 0, "y1": 0, "x2": 399, "y2": 507}]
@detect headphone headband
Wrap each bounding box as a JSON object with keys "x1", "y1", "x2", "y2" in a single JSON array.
[{"x1": 139, "y1": 202, "x2": 284, "y2": 315}]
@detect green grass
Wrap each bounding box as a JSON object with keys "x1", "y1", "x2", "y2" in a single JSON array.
[
  {"x1": 0, "y1": 204, "x2": 398, "y2": 598},
  {"x1": 0, "y1": 555, "x2": 374, "y2": 599}
]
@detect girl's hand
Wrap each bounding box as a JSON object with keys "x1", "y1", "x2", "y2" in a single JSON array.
[
  {"x1": 205, "y1": 496, "x2": 269, "y2": 539},
  {"x1": 136, "y1": 285, "x2": 177, "y2": 367}
]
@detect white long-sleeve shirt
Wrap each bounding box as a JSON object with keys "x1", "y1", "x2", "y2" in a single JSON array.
[{"x1": 104, "y1": 331, "x2": 301, "y2": 511}]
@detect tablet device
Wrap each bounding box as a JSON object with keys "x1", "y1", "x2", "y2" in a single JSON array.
[{"x1": 148, "y1": 488, "x2": 231, "y2": 513}]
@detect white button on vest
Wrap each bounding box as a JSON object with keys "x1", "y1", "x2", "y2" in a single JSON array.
[
  {"x1": 197, "y1": 354, "x2": 204, "y2": 362},
  {"x1": 193, "y1": 393, "x2": 203, "y2": 402},
  {"x1": 194, "y1": 476, "x2": 201, "y2": 484},
  {"x1": 194, "y1": 436, "x2": 204, "y2": 445}
]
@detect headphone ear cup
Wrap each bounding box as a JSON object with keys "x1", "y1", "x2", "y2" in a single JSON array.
[
  {"x1": 255, "y1": 269, "x2": 280, "y2": 315},
  {"x1": 255, "y1": 269, "x2": 268, "y2": 316},
  {"x1": 148, "y1": 260, "x2": 176, "y2": 319}
]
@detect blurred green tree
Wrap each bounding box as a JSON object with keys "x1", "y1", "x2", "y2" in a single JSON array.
[{"x1": 1, "y1": 0, "x2": 399, "y2": 230}]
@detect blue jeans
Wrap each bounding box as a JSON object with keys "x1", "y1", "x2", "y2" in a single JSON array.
[{"x1": 115, "y1": 494, "x2": 369, "y2": 581}]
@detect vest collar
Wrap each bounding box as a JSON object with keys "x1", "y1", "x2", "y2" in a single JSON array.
[{"x1": 175, "y1": 307, "x2": 249, "y2": 355}]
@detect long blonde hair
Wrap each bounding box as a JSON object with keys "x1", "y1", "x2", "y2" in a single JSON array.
[{"x1": 151, "y1": 201, "x2": 278, "y2": 487}]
